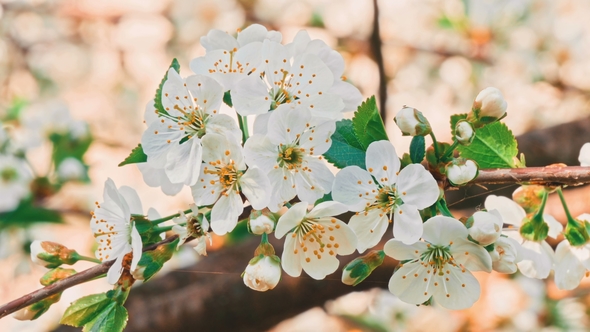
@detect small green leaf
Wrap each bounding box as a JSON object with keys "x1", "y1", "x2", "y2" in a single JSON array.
[
  {"x1": 450, "y1": 114, "x2": 468, "y2": 137},
  {"x1": 83, "y1": 302, "x2": 128, "y2": 332},
  {"x1": 324, "y1": 119, "x2": 366, "y2": 169},
  {"x1": 154, "y1": 58, "x2": 181, "y2": 115},
  {"x1": 409, "y1": 136, "x2": 425, "y2": 163},
  {"x1": 456, "y1": 122, "x2": 519, "y2": 168},
  {"x1": 352, "y1": 96, "x2": 389, "y2": 149},
  {"x1": 118, "y1": 144, "x2": 147, "y2": 167},
  {"x1": 133, "y1": 216, "x2": 163, "y2": 246},
  {"x1": 223, "y1": 91, "x2": 233, "y2": 107},
  {"x1": 135, "y1": 238, "x2": 179, "y2": 282},
  {"x1": 60, "y1": 293, "x2": 111, "y2": 327},
  {"x1": 314, "y1": 193, "x2": 332, "y2": 206}
]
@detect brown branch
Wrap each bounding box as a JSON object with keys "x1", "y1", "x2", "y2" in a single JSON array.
[
  {"x1": 370, "y1": 0, "x2": 387, "y2": 120},
  {"x1": 0, "y1": 235, "x2": 179, "y2": 319}
]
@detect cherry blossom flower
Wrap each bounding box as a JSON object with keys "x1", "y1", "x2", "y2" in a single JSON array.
[
  {"x1": 191, "y1": 24, "x2": 281, "y2": 91},
  {"x1": 231, "y1": 39, "x2": 344, "y2": 119},
  {"x1": 0, "y1": 154, "x2": 32, "y2": 212},
  {"x1": 191, "y1": 133, "x2": 270, "y2": 235},
  {"x1": 384, "y1": 216, "x2": 492, "y2": 310},
  {"x1": 275, "y1": 201, "x2": 356, "y2": 280},
  {"x1": 244, "y1": 105, "x2": 335, "y2": 212},
  {"x1": 553, "y1": 213, "x2": 590, "y2": 290},
  {"x1": 332, "y1": 140, "x2": 439, "y2": 251},
  {"x1": 468, "y1": 210, "x2": 503, "y2": 246},
  {"x1": 172, "y1": 206, "x2": 211, "y2": 256},
  {"x1": 142, "y1": 70, "x2": 241, "y2": 186},
  {"x1": 485, "y1": 195, "x2": 562, "y2": 279},
  {"x1": 473, "y1": 87, "x2": 507, "y2": 119},
  {"x1": 90, "y1": 178, "x2": 142, "y2": 284},
  {"x1": 579, "y1": 143, "x2": 590, "y2": 166},
  {"x1": 489, "y1": 237, "x2": 522, "y2": 274}
]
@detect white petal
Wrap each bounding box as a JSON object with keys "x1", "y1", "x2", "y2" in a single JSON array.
[
  {"x1": 252, "y1": 112, "x2": 271, "y2": 135},
  {"x1": 517, "y1": 240, "x2": 553, "y2": 279},
  {"x1": 383, "y1": 239, "x2": 428, "y2": 260},
  {"x1": 432, "y1": 266, "x2": 480, "y2": 310},
  {"x1": 137, "y1": 163, "x2": 183, "y2": 196},
  {"x1": 237, "y1": 24, "x2": 277, "y2": 45},
  {"x1": 331, "y1": 166, "x2": 377, "y2": 212},
  {"x1": 281, "y1": 234, "x2": 302, "y2": 277},
  {"x1": 199, "y1": 29, "x2": 238, "y2": 51},
  {"x1": 365, "y1": 141, "x2": 400, "y2": 186},
  {"x1": 348, "y1": 209, "x2": 389, "y2": 253},
  {"x1": 388, "y1": 261, "x2": 431, "y2": 305},
  {"x1": 393, "y1": 204, "x2": 423, "y2": 245},
  {"x1": 210, "y1": 191, "x2": 243, "y2": 235},
  {"x1": 450, "y1": 238, "x2": 492, "y2": 272},
  {"x1": 141, "y1": 120, "x2": 183, "y2": 169},
  {"x1": 240, "y1": 167, "x2": 271, "y2": 210},
  {"x1": 396, "y1": 164, "x2": 439, "y2": 209},
  {"x1": 143, "y1": 99, "x2": 158, "y2": 125},
  {"x1": 319, "y1": 218, "x2": 357, "y2": 255},
  {"x1": 484, "y1": 195, "x2": 526, "y2": 226},
  {"x1": 275, "y1": 202, "x2": 307, "y2": 239},
  {"x1": 302, "y1": 248, "x2": 340, "y2": 280},
  {"x1": 299, "y1": 119, "x2": 336, "y2": 154},
  {"x1": 290, "y1": 53, "x2": 334, "y2": 97},
  {"x1": 294, "y1": 161, "x2": 333, "y2": 204},
  {"x1": 118, "y1": 186, "x2": 143, "y2": 215},
  {"x1": 205, "y1": 114, "x2": 242, "y2": 142},
  {"x1": 231, "y1": 74, "x2": 272, "y2": 116},
  {"x1": 130, "y1": 225, "x2": 143, "y2": 271},
  {"x1": 267, "y1": 167, "x2": 296, "y2": 213},
  {"x1": 544, "y1": 214, "x2": 563, "y2": 239},
  {"x1": 165, "y1": 138, "x2": 203, "y2": 186},
  {"x1": 191, "y1": 170, "x2": 223, "y2": 206},
  {"x1": 307, "y1": 201, "x2": 348, "y2": 219},
  {"x1": 185, "y1": 75, "x2": 224, "y2": 114},
  {"x1": 106, "y1": 255, "x2": 125, "y2": 285},
  {"x1": 579, "y1": 142, "x2": 590, "y2": 166},
  {"x1": 267, "y1": 105, "x2": 310, "y2": 145},
  {"x1": 554, "y1": 241, "x2": 588, "y2": 290},
  {"x1": 243, "y1": 135, "x2": 277, "y2": 173},
  {"x1": 328, "y1": 80, "x2": 363, "y2": 112},
  {"x1": 422, "y1": 216, "x2": 468, "y2": 246}
]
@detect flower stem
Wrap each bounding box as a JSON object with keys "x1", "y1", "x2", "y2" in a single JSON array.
[
  {"x1": 429, "y1": 132, "x2": 441, "y2": 159},
  {"x1": 153, "y1": 225, "x2": 175, "y2": 234},
  {"x1": 238, "y1": 114, "x2": 249, "y2": 144},
  {"x1": 557, "y1": 187, "x2": 576, "y2": 225},
  {"x1": 436, "y1": 199, "x2": 454, "y2": 218},
  {"x1": 150, "y1": 208, "x2": 193, "y2": 225},
  {"x1": 440, "y1": 140, "x2": 459, "y2": 161},
  {"x1": 261, "y1": 233, "x2": 269, "y2": 244},
  {"x1": 77, "y1": 255, "x2": 102, "y2": 264}
]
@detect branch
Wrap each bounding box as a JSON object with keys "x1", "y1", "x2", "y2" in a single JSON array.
[
  {"x1": 370, "y1": 0, "x2": 387, "y2": 120},
  {"x1": 472, "y1": 166, "x2": 590, "y2": 186},
  {"x1": 0, "y1": 235, "x2": 179, "y2": 319}
]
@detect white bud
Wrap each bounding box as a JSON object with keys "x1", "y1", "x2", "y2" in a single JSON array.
[
  {"x1": 394, "y1": 106, "x2": 431, "y2": 136},
  {"x1": 13, "y1": 307, "x2": 38, "y2": 321},
  {"x1": 468, "y1": 210, "x2": 503, "y2": 246},
  {"x1": 579, "y1": 142, "x2": 590, "y2": 167},
  {"x1": 30, "y1": 240, "x2": 47, "y2": 267},
  {"x1": 249, "y1": 214, "x2": 275, "y2": 235},
  {"x1": 243, "y1": 255, "x2": 281, "y2": 292},
  {"x1": 491, "y1": 237, "x2": 521, "y2": 274},
  {"x1": 473, "y1": 87, "x2": 507, "y2": 119},
  {"x1": 446, "y1": 159, "x2": 478, "y2": 186},
  {"x1": 454, "y1": 120, "x2": 474, "y2": 145},
  {"x1": 57, "y1": 157, "x2": 85, "y2": 181}
]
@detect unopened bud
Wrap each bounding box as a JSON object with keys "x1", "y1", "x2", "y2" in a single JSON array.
[
  {"x1": 13, "y1": 293, "x2": 62, "y2": 321},
  {"x1": 243, "y1": 255, "x2": 281, "y2": 292},
  {"x1": 512, "y1": 185, "x2": 547, "y2": 214},
  {"x1": 467, "y1": 210, "x2": 503, "y2": 246},
  {"x1": 249, "y1": 212, "x2": 275, "y2": 235},
  {"x1": 40, "y1": 267, "x2": 76, "y2": 286},
  {"x1": 342, "y1": 250, "x2": 385, "y2": 286},
  {"x1": 468, "y1": 87, "x2": 507, "y2": 127},
  {"x1": 30, "y1": 241, "x2": 80, "y2": 268},
  {"x1": 394, "y1": 106, "x2": 431, "y2": 136},
  {"x1": 446, "y1": 159, "x2": 478, "y2": 186},
  {"x1": 564, "y1": 216, "x2": 590, "y2": 247},
  {"x1": 519, "y1": 215, "x2": 549, "y2": 242},
  {"x1": 454, "y1": 120, "x2": 475, "y2": 145}
]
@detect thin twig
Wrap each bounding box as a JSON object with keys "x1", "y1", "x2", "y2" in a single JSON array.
[
  {"x1": 0, "y1": 235, "x2": 179, "y2": 319},
  {"x1": 371, "y1": 0, "x2": 387, "y2": 121}
]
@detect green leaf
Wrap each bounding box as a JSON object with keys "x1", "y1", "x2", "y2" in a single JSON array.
[
  {"x1": 135, "y1": 238, "x2": 179, "y2": 282},
  {"x1": 352, "y1": 96, "x2": 389, "y2": 149},
  {"x1": 83, "y1": 302, "x2": 128, "y2": 332},
  {"x1": 154, "y1": 58, "x2": 181, "y2": 116},
  {"x1": 314, "y1": 193, "x2": 332, "y2": 206},
  {"x1": 133, "y1": 216, "x2": 163, "y2": 246},
  {"x1": 60, "y1": 293, "x2": 111, "y2": 327},
  {"x1": 323, "y1": 119, "x2": 366, "y2": 169},
  {"x1": 118, "y1": 144, "x2": 147, "y2": 167},
  {"x1": 223, "y1": 91, "x2": 233, "y2": 107},
  {"x1": 0, "y1": 199, "x2": 62, "y2": 227},
  {"x1": 456, "y1": 121, "x2": 519, "y2": 168},
  {"x1": 450, "y1": 113, "x2": 468, "y2": 137},
  {"x1": 409, "y1": 136, "x2": 425, "y2": 163}
]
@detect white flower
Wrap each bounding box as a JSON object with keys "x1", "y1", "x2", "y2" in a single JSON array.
[
  {"x1": 473, "y1": 87, "x2": 507, "y2": 119},
  {"x1": 172, "y1": 206, "x2": 212, "y2": 256},
  {"x1": 244, "y1": 105, "x2": 336, "y2": 212},
  {"x1": 231, "y1": 39, "x2": 344, "y2": 119},
  {"x1": 90, "y1": 178, "x2": 143, "y2": 284},
  {"x1": 141, "y1": 70, "x2": 240, "y2": 186},
  {"x1": 384, "y1": 216, "x2": 492, "y2": 310},
  {"x1": 394, "y1": 106, "x2": 431, "y2": 136},
  {"x1": 275, "y1": 201, "x2": 357, "y2": 279},
  {"x1": 332, "y1": 140, "x2": 439, "y2": 251},
  {"x1": 56, "y1": 157, "x2": 85, "y2": 181},
  {"x1": 249, "y1": 214, "x2": 275, "y2": 235},
  {"x1": 468, "y1": 210, "x2": 503, "y2": 246},
  {"x1": 447, "y1": 159, "x2": 478, "y2": 186},
  {"x1": 285, "y1": 30, "x2": 362, "y2": 112},
  {"x1": 0, "y1": 154, "x2": 32, "y2": 212},
  {"x1": 243, "y1": 255, "x2": 282, "y2": 292},
  {"x1": 191, "y1": 133, "x2": 270, "y2": 234},
  {"x1": 489, "y1": 237, "x2": 522, "y2": 274},
  {"x1": 485, "y1": 195, "x2": 562, "y2": 279},
  {"x1": 579, "y1": 143, "x2": 590, "y2": 166},
  {"x1": 191, "y1": 24, "x2": 281, "y2": 91},
  {"x1": 455, "y1": 120, "x2": 474, "y2": 145}
]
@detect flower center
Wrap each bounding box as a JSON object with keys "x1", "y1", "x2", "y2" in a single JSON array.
[
  {"x1": 277, "y1": 145, "x2": 303, "y2": 169},
  {"x1": 187, "y1": 216, "x2": 206, "y2": 237},
  {"x1": 270, "y1": 71, "x2": 294, "y2": 108},
  {"x1": 204, "y1": 161, "x2": 240, "y2": 192},
  {"x1": 291, "y1": 218, "x2": 342, "y2": 262},
  {"x1": 421, "y1": 244, "x2": 454, "y2": 273},
  {"x1": 0, "y1": 167, "x2": 17, "y2": 183}
]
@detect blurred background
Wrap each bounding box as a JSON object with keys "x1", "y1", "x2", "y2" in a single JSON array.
[{"x1": 1, "y1": 0, "x2": 590, "y2": 331}]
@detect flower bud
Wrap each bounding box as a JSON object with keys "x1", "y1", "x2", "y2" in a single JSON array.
[
  {"x1": 454, "y1": 120, "x2": 475, "y2": 145},
  {"x1": 132, "y1": 238, "x2": 179, "y2": 282},
  {"x1": 249, "y1": 213, "x2": 275, "y2": 235},
  {"x1": 512, "y1": 185, "x2": 547, "y2": 214},
  {"x1": 467, "y1": 210, "x2": 503, "y2": 246},
  {"x1": 490, "y1": 237, "x2": 521, "y2": 274},
  {"x1": 30, "y1": 241, "x2": 80, "y2": 268},
  {"x1": 564, "y1": 218, "x2": 590, "y2": 247},
  {"x1": 243, "y1": 255, "x2": 281, "y2": 292},
  {"x1": 394, "y1": 106, "x2": 431, "y2": 136},
  {"x1": 13, "y1": 293, "x2": 62, "y2": 321},
  {"x1": 519, "y1": 215, "x2": 549, "y2": 242},
  {"x1": 40, "y1": 267, "x2": 77, "y2": 286},
  {"x1": 341, "y1": 250, "x2": 385, "y2": 286},
  {"x1": 56, "y1": 157, "x2": 85, "y2": 181},
  {"x1": 579, "y1": 142, "x2": 590, "y2": 166},
  {"x1": 446, "y1": 159, "x2": 478, "y2": 186},
  {"x1": 468, "y1": 87, "x2": 507, "y2": 127}
]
